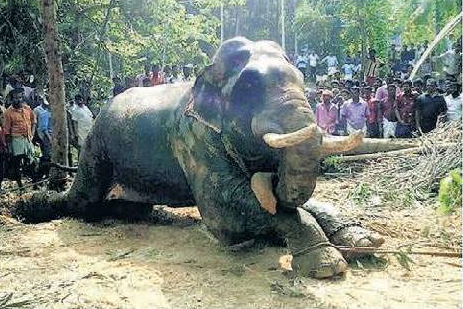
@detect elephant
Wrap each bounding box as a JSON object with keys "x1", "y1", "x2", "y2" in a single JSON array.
[{"x1": 15, "y1": 37, "x2": 391, "y2": 278}]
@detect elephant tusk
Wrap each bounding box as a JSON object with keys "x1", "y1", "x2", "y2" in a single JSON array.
[
  {"x1": 263, "y1": 124, "x2": 317, "y2": 148},
  {"x1": 320, "y1": 130, "x2": 364, "y2": 157},
  {"x1": 251, "y1": 172, "x2": 277, "y2": 215}
]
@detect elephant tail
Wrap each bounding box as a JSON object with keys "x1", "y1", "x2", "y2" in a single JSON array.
[{"x1": 7, "y1": 191, "x2": 69, "y2": 223}]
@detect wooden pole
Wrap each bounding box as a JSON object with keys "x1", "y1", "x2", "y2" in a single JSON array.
[
  {"x1": 108, "y1": 52, "x2": 113, "y2": 80},
  {"x1": 220, "y1": 3, "x2": 224, "y2": 43},
  {"x1": 281, "y1": 0, "x2": 285, "y2": 51},
  {"x1": 42, "y1": 0, "x2": 68, "y2": 190}
]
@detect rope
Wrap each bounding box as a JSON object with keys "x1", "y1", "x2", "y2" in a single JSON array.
[
  {"x1": 292, "y1": 242, "x2": 334, "y2": 257},
  {"x1": 0, "y1": 177, "x2": 68, "y2": 195},
  {"x1": 293, "y1": 242, "x2": 461, "y2": 258}
]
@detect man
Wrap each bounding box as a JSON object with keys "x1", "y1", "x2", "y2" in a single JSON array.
[
  {"x1": 395, "y1": 80, "x2": 416, "y2": 138},
  {"x1": 433, "y1": 42, "x2": 461, "y2": 80},
  {"x1": 136, "y1": 64, "x2": 150, "y2": 87},
  {"x1": 415, "y1": 79, "x2": 447, "y2": 134},
  {"x1": 112, "y1": 76, "x2": 124, "y2": 96},
  {"x1": 363, "y1": 86, "x2": 380, "y2": 138},
  {"x1": 182, "y1": 64, "x2": 195, "y2": 82},
  {"x1": 33, "y1": 95, "x2": 53, "y2": 177},
  {"x1": 379, "y1": 84, "x2": 398, "y2": 138},
  {"x1": 365, "y1": 49, "x2": 382, "y2": 86},
  {"x1": 444, "y1": 82, "x2": 462, "y2": 122},
  {"x1": 315, "y1": 90, "x2": 337, "y2": 134},
  {"x1": 71, "y1": 94, "x2": 94, "y2": 150},
  {"x1": 420, "y1": 58, "x2": 433, "y2": 77},
  {"x1": 388, "y1": 43, "x2": 398, "y2": 67},
  {"x1": 3, "y1": 87, "x2": 36, "y2": 189},
  {"x1": 307, "y1": 50, "x2": 319, "y2": 82},
  {"x1": 305, "y1": 88, "x2": 319, "y2": 112},
  {"x1": 149, "y1": 65, "x2": 165, "y2": 86},
  {"x1": 413, "y1": 78, "x2": 424, "y2": 95},
  {"x1": 340, "y1": 87, "x2": 369, "y2": 135},
  {"x1": 342, "y1": 56, "x2": 355, "y2": 81},
  {"x1": 375, "y1": 75, "x2": 393, "y2": 102},
  {"x1": 400, "y1": 45, "x2": 409, "y2": 63},
  {"x1": 66, "y1": 95, "x2": 79, "y2": 166},
  {"x1": 322, "y1": 53, "x2": 339, "y2": 78},
  {"x1": 296, "y1": 52, "x2": 308, "y2": 79}
]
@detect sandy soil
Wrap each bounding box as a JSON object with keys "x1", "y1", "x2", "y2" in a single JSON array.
[{"x1": 0, "y1": 177, "x2": 461, "y2": 309}]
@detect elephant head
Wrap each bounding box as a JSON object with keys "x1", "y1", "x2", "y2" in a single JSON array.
[{"x1": 190, "y1": 37, "x2": 362, "y2": 211}]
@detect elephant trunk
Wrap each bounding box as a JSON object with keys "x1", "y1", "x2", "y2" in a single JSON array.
[{"x1": 275, "y1": 137, "x2": 320, "y2": 210}]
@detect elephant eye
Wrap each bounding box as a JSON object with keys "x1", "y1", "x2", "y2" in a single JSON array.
[{"x1": 228, "y1": 50, "x2": 251, "y2": 72}]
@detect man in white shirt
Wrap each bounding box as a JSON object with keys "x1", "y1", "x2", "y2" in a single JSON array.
[
  {"x1": 445, "y1": 82, "x2": 462, "y2": 122},
  {"x1": 322, "y1": 53, "x2": 339, "y2": 77},
  {"x1": 342, "y1": 57, "x2": 355, "y2": 80},
  {"x1": 434, "y1": 41, "x2": 461, "y2": 79},
  {"x1": 296, "y1": 53, "x2": 308, "y2": 79},
  {"x1": 71, "y1": 95, "x2": 94, "y2": 149},
  {"x1": 307, "y1": 50, "x2": 319, "y2": 82}
]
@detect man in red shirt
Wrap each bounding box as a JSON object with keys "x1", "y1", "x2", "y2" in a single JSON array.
[
  {"x1": 395, "y1": 80, "x2": 417, "y2": 138},
  {"x1": 149, "y1": 65, "x2": 165, "y2": 86},
  {"x1": 3, "y1": 88, "x2": 36, "y2": 189}
]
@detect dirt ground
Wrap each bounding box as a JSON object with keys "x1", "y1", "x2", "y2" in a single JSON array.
[{"x1": 0, "y1": 177, "x2": 461, "y2": 309}]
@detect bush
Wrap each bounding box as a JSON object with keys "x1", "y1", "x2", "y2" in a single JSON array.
[{"x1": 437, "y1": 169, "x2": 462, "y2": 214}]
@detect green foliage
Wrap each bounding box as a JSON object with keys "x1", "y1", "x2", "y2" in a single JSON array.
[
  {"x1": 295, "y1": 0, "x2": 392, "y2": 60},
  {"x1": 323, "y1": 155, "x2": 342, "y2": 170},
  {"x1": 1, "y1": 0, "x2": 220, "y2": 107},
  {"x1": 392, "y1": 0, "x2": 461, "y2": 53},
  {"x1": 350, "y1": 182, "x2": 373, "y2": 204},
  {"x1": 394, "y1": 249, "x2": 415, "y2": 271},
  {"x1": 1, "y1": 0, "x2": 461, "y2": 106},
  {"x1": 437, "y1": 169, "x2": 462, "y2": 214},
  {"x1": 294, "y1": 0, "x2": 460, "y2": 63}
]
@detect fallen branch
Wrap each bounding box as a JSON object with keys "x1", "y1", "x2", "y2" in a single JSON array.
[
  {"x1": 336, "y1": 246, "x2": 461, "y2": 258},
  {"x1": 335, "y1": 143, "x2": 457, "y2": 162}
]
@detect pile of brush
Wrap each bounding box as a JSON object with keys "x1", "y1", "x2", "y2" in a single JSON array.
[{"x1": 336, "y1": 120, "x2": 462, "y2": 207}]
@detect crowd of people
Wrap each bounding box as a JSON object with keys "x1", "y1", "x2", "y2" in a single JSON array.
[
  {"x1": 292, "y1": 39, "x2": 461, "y2": 84},
  {"x1": 310, "y1": 76, "x2": 460, "y2": 140},
  {"x1": 111, "y1": 64, "x2": 197, "y2": 97},
  {"x1": 0, "y1": 38, "x2": 461, "y2": 192},
  {"x1": 293, "y1": 39, "x2": 461, "y2": 139},
  {"x1": 0, "y1": 73, "x2": 95, "y2": 191}
]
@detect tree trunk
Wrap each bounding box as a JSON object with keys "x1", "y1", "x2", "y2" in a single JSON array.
[
  {"x1": 235, "y1": 6, "x2": 240, "y2": 36},
  {"x1": 357, "y1": 0, "x2": 367, "y2": 81},
  {"x1": 324, "y1": 137, "x2": 420, "y2": 157},
  {"x1": 42, "y1": 0, "x2": 68, "y2": 190}
]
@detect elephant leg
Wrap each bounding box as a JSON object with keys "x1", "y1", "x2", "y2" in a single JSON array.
[
  {"x1": 66, "y1": 134, "x2": 114, "y2": 220},
  {"x1": 190, "y1": 166, "x2": 346, "y2": 278},
  {"x1": 275, "y1": 208, "x2": 347, "y2": 278},
  {"x1": 301, "y1": 199, "x2": 384, "y2": 259}
]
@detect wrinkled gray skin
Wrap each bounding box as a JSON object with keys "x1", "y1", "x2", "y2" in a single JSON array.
[
  {"x1": 69, "y1": 38, "x2": 321, "y2": 236},
  {"x1": 27, "y1": 38, "x2": 378, "y2": 278}
]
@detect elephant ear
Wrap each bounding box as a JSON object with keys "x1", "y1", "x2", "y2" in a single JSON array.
[
  {"x1": 184, "y1": 65, "x2": 224, "y2": 134},
  {"x1": 185, "y1": 37, "x2": 253, "y2": 133}
]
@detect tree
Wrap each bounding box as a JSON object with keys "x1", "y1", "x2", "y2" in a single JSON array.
[{"x1": 42, "y1": 0, "x2": 68, "y2": 189}]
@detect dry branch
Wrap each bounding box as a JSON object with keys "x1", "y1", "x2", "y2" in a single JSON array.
[
  {"x1": 336, "y1": 143, "x2": 457, "y2": 162},
  {"x1": 336, "y1": 246, "x2": 462, "y2": 258}
]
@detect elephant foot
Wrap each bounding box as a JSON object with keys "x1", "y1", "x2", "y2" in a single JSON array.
[
  {"x1": 331, "y1": 226, "x2": 385, "y2": 260},
  {"x1": 280, "y1": 208, "x2": 347, "y2": 279},
  {"x1": 292, "y1": 245, "x2": 347, "y2": 279}
]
